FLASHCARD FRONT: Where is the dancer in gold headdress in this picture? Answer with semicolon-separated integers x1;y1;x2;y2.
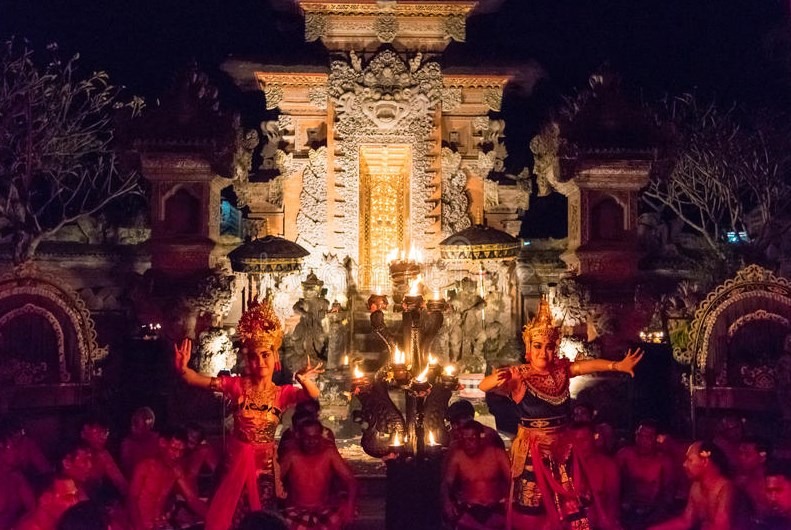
174;301;322;530
479;295;643;530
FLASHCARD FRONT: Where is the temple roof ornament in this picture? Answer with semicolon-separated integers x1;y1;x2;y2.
439;224;521;261
559;68;664;159
228;235;310;274
296;0;479;52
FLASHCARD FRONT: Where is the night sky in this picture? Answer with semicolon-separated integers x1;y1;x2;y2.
2;0;789;105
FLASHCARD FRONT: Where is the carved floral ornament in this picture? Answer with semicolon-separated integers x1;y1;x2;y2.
728;310;790;339
680;265;791;371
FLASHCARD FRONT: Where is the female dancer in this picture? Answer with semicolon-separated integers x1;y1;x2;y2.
479;295;643;529
174;301;322;530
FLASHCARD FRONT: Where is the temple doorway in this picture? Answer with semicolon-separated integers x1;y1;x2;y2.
359;144;411;290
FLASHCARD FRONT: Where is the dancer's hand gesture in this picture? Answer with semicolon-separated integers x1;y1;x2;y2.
295;355;324;383
495;366;514;387
617;348;644;377
174;338;192;375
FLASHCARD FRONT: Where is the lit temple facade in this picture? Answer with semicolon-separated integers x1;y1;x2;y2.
225;0;518;289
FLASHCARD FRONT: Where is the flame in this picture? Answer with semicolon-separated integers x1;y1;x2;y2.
428;430;438;446
353;365;364;379
342;355;349;366
407;245;423;263
386;248;400;264
393;347;406;365
391;432;402;447
443;365;456;376
415;364;431;383
428;353;438;365
408;274;423;296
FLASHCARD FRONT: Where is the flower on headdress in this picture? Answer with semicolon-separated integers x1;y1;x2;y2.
699;450;711;459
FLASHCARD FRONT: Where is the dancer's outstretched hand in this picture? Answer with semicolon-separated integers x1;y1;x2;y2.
295;355;324;382
618;348;644;377
174;338;192;374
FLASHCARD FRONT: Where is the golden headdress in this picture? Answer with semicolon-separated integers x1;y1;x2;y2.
237;301;284;351
522;294;561;345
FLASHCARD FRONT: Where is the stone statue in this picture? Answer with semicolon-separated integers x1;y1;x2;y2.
368;294;396;365
326;301;348;369
289;272;330;366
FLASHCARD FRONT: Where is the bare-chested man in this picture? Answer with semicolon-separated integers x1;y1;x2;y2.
446;400;505;452
713;414;745;473
736;436;771;517
764;461;791;528
121;407;160;478
618;419;675;526
649;441;751;530
15;475;80;530
441;421;511;530
127;426;207;530
183;422;219;497
280;419;357;530
278;400;336;460
60;443;94;502
569;422;620;530
80;415;128;500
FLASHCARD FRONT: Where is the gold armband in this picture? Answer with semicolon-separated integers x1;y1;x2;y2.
608;361;617;372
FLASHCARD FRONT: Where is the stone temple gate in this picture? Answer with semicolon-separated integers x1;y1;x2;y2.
224;0;516;290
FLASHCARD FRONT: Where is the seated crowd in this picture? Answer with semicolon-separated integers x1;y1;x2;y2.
2;404;791;530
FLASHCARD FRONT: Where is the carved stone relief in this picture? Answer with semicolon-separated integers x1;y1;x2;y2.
483;88;503;112
296;147;329;268
440;147;471;236
308;86;328;111
264;85;284;110
327;49;442;262
441;88;462;112
305;13;329;42
443;15;466;42
375;13;398;43
484;179;499;210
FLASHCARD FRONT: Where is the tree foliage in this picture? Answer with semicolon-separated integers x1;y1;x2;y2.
0;40;144;264
643;94;791;262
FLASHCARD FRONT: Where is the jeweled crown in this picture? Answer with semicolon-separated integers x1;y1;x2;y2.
237;301;284;351
522;294;561;344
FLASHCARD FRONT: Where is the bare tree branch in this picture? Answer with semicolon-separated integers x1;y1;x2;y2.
0;39;144;263
643;94;791;264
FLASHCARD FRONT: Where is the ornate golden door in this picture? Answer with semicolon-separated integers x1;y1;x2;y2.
359;145;411;290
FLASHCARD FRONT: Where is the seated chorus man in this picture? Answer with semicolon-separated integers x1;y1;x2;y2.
80;415;128;500
617;419;675;526
568;422;621;530
446;400;504;451
127;426;207;530
280;419;357;530
15;475;80;530
649;441;752;530
763;460;791;529
441;421;511;530
736;436;772;517
120;407;160;478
